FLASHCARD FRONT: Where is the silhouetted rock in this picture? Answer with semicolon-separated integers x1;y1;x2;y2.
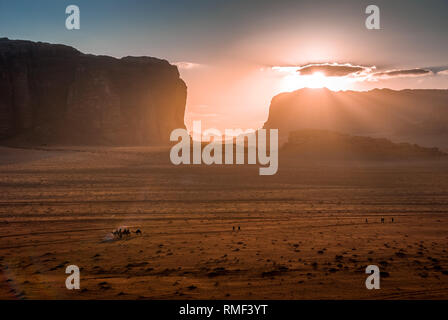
282;129;446;160
263;88;448;149
0;38;186;145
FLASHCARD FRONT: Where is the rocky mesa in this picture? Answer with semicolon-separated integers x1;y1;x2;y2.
263;87;448;149
0;38;187;145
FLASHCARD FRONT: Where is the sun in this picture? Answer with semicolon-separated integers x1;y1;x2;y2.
306;72;327;88
280;71;353;92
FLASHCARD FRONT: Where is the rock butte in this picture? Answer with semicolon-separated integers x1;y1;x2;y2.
0;38;187;145
263;87;448;149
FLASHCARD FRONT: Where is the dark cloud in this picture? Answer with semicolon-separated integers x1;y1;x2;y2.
297;63;368;77
374;68;432;78
274;63;440;82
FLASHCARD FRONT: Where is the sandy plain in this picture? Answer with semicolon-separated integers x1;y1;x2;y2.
0;146;447;299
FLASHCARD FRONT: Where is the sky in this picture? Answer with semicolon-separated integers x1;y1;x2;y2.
1;0;448;132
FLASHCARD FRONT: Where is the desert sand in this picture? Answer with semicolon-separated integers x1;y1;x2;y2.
1;146;448;299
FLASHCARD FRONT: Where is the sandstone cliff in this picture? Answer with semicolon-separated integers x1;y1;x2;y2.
0;38;187;145
263;88;448;149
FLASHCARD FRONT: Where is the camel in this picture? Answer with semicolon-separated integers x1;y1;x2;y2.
112;227;140;239
112;229;121;238
112;228;127;239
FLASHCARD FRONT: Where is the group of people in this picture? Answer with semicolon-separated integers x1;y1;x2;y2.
365;217;395;224
112;228;142;239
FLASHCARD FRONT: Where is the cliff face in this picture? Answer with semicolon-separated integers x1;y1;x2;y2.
263;88;448;149
0;38;187;145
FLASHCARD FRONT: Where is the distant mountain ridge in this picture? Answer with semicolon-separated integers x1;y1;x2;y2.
263;88;448;150
282;129;446;160
0;38;187;145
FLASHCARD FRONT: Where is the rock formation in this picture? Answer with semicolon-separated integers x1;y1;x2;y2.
263;88;448;149
0;38;187;145
282;129;446;160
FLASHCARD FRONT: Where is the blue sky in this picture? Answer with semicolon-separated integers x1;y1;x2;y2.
2;0;447;64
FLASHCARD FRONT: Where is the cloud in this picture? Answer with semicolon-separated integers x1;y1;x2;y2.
273;63;374;79
373;68;432;78
296;63;371;77
272;62;437;86
172;61;202;69
271;66;301;73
